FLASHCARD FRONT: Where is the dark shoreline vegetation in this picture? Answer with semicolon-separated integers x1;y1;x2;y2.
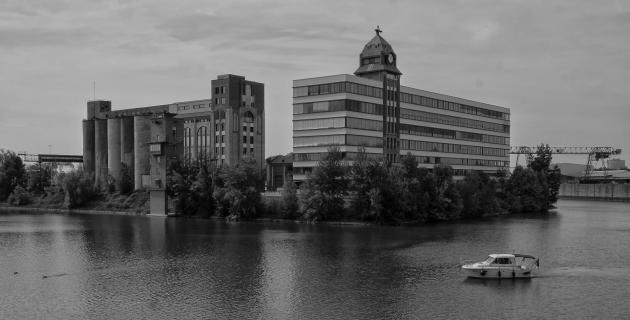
0;146;561;225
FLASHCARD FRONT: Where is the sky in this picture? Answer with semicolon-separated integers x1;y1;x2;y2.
1;0;629;166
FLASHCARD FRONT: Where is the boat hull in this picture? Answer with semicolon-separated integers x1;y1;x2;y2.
462;266;533;279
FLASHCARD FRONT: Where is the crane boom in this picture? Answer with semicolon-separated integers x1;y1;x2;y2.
510;146;622;155
510;146;622;179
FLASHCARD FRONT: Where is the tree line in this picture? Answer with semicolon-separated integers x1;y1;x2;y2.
284;145;561;224
1;145;561;223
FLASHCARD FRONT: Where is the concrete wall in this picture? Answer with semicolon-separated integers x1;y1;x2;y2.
121;117;135;178
107;118;122;182
94;119;108;184
134;116;151;190
560;183;630;201
82;119;95;175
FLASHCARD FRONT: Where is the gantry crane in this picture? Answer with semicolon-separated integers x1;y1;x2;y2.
510;146;622;179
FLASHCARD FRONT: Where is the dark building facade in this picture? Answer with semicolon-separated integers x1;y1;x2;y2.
82;74;265;208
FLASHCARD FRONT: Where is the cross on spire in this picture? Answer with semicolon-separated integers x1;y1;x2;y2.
375;26;382;36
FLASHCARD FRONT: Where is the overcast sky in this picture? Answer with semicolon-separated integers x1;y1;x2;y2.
1;0;629;165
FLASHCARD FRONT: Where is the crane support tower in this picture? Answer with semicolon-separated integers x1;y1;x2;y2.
510;146;622;179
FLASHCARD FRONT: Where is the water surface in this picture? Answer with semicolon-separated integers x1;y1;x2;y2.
1;200;629;319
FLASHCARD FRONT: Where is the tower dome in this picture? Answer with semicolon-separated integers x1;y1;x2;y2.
354;27;401;79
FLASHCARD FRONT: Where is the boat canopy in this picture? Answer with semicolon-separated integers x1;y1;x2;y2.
514;254;536;259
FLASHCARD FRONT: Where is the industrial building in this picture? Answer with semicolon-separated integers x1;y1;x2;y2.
82;74;264;213
292;29;510;182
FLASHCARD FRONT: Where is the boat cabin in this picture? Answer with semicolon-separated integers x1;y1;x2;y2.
485;254;515;266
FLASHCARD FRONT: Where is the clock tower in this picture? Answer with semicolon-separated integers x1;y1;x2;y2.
354;27;402;164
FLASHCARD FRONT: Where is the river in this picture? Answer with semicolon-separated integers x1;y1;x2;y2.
1;199;629;319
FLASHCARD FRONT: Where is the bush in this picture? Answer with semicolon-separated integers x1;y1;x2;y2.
60;170;99;208
7;186;31;206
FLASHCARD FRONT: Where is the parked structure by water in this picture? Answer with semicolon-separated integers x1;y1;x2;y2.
292;28;511;182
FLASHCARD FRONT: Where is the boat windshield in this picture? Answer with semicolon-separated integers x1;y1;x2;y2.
483;256;494;264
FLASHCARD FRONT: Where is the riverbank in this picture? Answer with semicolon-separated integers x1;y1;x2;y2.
0;189;150;215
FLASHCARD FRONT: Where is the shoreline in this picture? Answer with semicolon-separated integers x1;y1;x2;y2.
0;205;145;216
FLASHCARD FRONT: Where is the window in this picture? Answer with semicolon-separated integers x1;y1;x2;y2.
250;136;254;144
243;111;254;123
243;136;247;143
184;127;192;161
197;126;209;159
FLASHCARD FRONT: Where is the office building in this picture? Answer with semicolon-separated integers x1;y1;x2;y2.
292;29;510;182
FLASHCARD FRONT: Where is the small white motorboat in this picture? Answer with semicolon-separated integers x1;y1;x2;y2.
462;253;539;279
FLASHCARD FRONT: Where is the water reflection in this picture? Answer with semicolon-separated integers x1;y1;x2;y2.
1;200;630;319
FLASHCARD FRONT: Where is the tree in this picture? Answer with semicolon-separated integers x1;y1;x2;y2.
298;147;348;221
0;150;26;201
26;163;52;192
213;160;264;220
192;165;215;217
349;147;372;218
527;143;561;210
505;166;547;213
60;170;99;208
457;171;501;218
118;163;134;195
280;180;299;219
166;160;199;215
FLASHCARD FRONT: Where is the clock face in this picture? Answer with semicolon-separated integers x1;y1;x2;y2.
387;54;394;64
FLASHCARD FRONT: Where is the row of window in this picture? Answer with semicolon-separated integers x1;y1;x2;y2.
293;99;384;115
293;116;508;145
242;136;255;144
294;152;383;162
293;99;508;134
293;81;509;121
293;134;383;148
400;108;510;133
400;124;509;145
177;104;209;111
294;166;504;177
293;152;508;168
293;82;383;99
400;92;509;120
412;156;509;167
293;117;382;131
215;83;255;96
401;140;509;157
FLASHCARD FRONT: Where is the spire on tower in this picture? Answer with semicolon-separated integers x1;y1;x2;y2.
375;25;382;36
